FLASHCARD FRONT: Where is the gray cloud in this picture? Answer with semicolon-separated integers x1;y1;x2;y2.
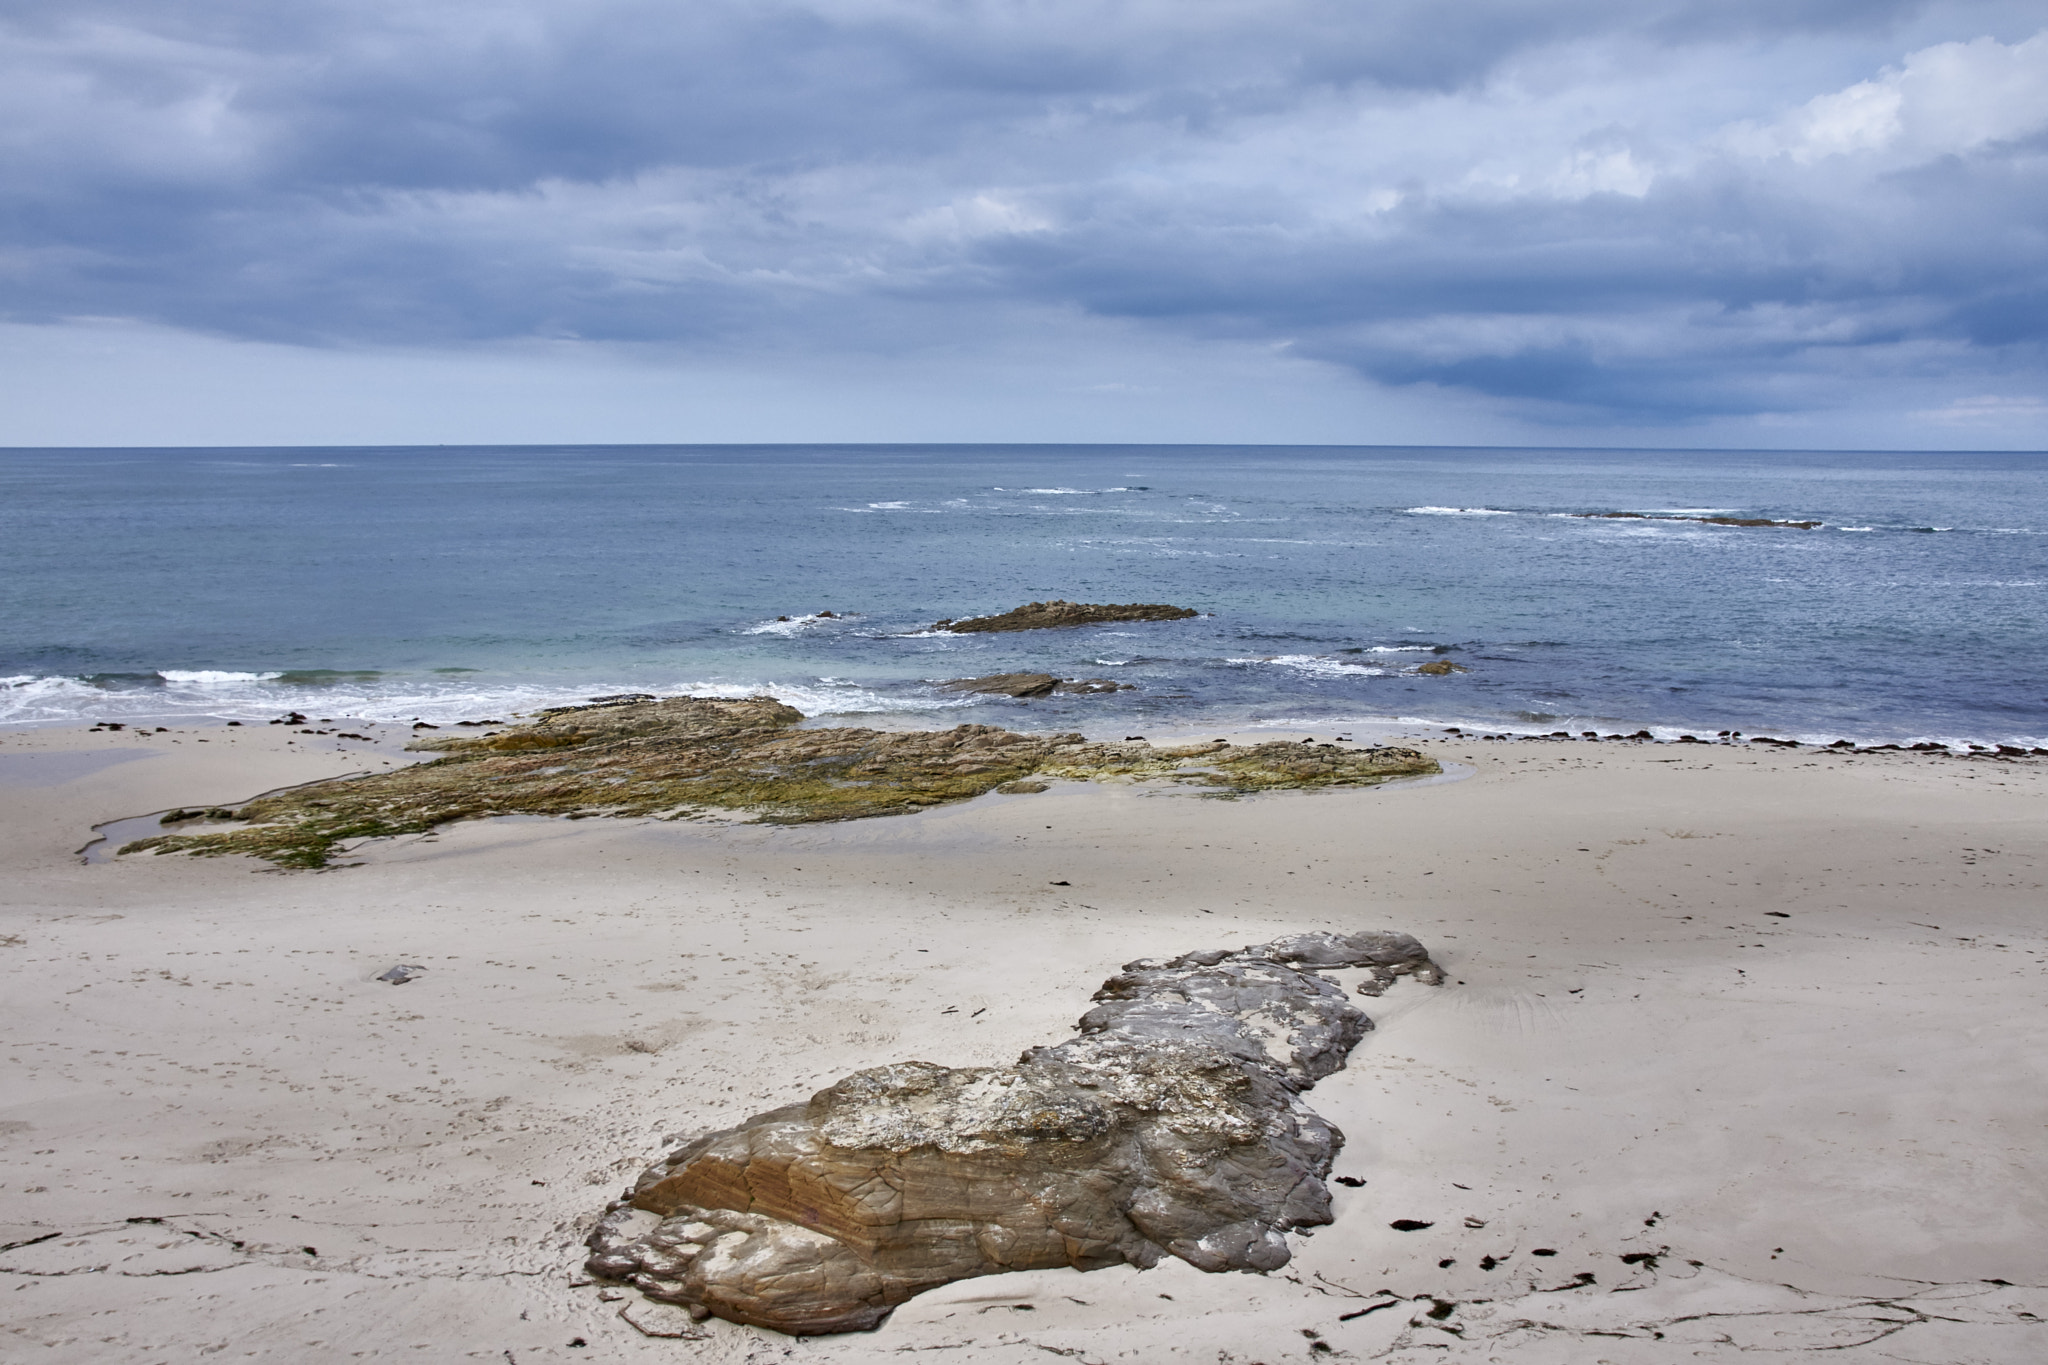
1;0;2044;427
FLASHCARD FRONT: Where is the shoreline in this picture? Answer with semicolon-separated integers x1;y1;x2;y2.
3;720;2046;1360
6;670;2044;756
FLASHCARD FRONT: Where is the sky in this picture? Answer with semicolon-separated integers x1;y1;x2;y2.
1;0;2045;449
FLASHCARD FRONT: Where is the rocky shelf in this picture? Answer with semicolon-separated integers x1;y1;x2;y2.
118;695;1438;869
932;600;1199;632
586;930;1446;1335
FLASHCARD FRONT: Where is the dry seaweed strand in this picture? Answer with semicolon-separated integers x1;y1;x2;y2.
120;695;1438;869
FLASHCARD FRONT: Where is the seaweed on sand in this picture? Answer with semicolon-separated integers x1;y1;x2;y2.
119;696;1438;869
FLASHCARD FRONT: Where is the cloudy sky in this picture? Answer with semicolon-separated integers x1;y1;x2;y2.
2;0;2044;447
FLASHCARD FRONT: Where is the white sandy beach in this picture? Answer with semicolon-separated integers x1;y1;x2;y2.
3;719;2046;1362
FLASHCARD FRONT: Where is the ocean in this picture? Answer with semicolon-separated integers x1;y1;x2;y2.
2;445;2042;747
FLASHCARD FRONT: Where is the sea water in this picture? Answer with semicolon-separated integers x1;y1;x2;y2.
2;445;2042;747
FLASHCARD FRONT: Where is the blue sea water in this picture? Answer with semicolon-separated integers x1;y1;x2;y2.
1;445;2043;746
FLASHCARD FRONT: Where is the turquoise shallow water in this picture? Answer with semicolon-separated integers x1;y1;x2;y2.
2;444;2043;746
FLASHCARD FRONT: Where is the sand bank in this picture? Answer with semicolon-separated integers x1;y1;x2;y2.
2;719;2045;1362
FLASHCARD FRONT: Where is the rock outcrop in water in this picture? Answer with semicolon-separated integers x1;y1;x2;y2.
119;697;1436;868
1573;511;1821;530
932;600;1199;632
937;673;1138;697
585;930;1445;1335
937;672;1061;697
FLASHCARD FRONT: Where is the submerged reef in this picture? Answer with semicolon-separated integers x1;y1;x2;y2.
932;600;1199;632
119;695;1437;869
586;930;1445;1335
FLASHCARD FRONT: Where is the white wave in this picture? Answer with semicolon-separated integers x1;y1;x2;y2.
740;613;847;636
867;501;911;509
157;670;284;683
670;680;974;716
1405;506;1515;516
1228;654;1389;679
993;487;1129;495
0;668;994;729
1360;645;1439;654
1837;526;1877;532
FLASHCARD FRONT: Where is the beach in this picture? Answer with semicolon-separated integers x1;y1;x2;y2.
4;718;2045;1362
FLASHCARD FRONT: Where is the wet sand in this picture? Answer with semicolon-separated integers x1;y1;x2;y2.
3;719;2046;1362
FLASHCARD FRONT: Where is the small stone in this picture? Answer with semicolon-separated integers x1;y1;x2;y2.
619;1300;708;1338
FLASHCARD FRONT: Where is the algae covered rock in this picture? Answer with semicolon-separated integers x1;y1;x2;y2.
586;931;1445;1335
119;695;1436;869
932;600;1198;633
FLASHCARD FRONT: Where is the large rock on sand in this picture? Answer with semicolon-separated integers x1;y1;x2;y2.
932;600;1198;633
585;930;1445;1335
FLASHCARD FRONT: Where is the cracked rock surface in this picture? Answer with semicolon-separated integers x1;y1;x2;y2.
585;930;1445;1335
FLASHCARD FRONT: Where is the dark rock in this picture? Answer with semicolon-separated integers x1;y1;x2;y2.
995;781;1049;794
1055;678;1134;694
586;931;1445;1335
1415;660;1468;676
1574;512;1820;530
935;600;1198;633
1389;1220;1435;1232
936;673;1061;698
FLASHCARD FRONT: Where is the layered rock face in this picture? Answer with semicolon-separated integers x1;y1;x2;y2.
585;930;1445;1335
932;600;1199;632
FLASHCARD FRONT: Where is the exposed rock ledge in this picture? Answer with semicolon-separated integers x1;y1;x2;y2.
936;672;1135;697
119;696;1436;868
932;600;1199;632
585;930;1445;1335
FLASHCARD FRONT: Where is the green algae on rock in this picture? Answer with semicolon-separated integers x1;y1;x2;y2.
931;600;1198;632
117;695;1437;869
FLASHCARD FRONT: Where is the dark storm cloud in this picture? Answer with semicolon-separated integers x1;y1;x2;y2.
1;0;2044;422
